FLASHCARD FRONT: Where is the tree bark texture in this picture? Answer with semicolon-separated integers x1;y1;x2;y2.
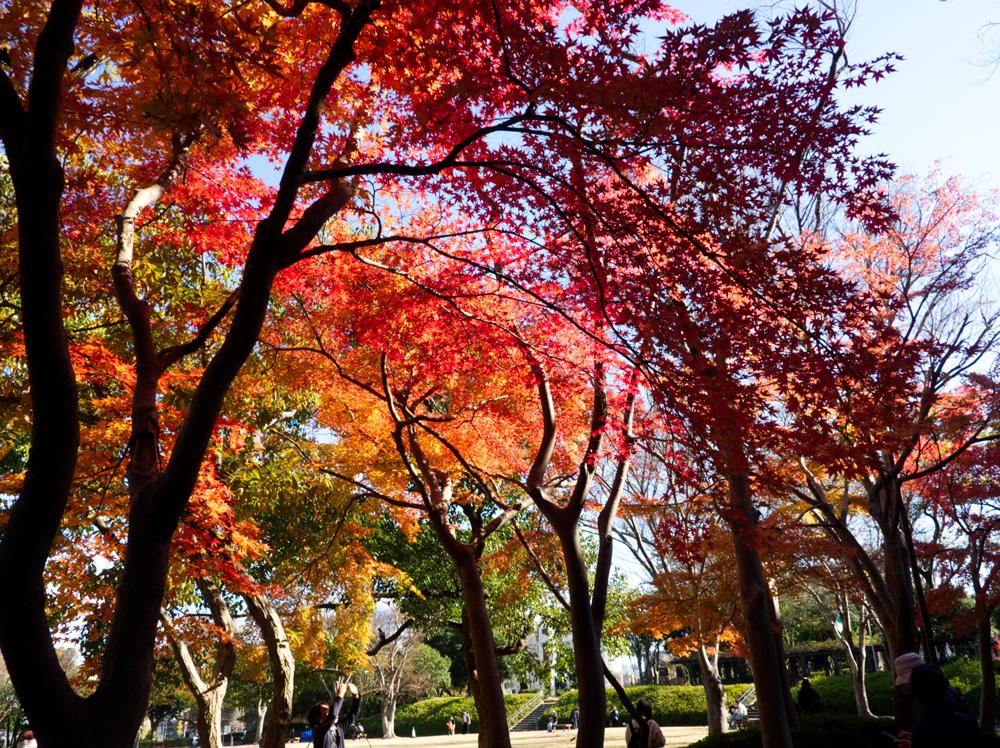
726;473;795;748
243;593;296;748
697;645;727;737
382;694;398;739
871;481;920;733
554;522;606;748
164;579;237;748
455;551;510;748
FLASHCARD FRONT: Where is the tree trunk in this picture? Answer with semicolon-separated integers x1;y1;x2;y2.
382;691;398;739
458;618;481;707
164;579;237;748
881;523;919;731
697;646;726;736
455;551;509;748
727;473;795;748
0;4;89;745
243;593;295;748
254;698;266;744
975;599;997;735
841;630;874;718
835;599;874;719
554;523;606;748
193;689;227;748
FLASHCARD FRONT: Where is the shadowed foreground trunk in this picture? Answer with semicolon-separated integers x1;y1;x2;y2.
975;598;997;735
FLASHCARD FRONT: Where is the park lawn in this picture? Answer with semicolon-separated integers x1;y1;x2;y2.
364;692;538;738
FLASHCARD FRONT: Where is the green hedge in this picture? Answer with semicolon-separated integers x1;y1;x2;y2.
372;659;997;738
362;692;537;738
544;684;751;728
805;670;894;715
803;657;997;717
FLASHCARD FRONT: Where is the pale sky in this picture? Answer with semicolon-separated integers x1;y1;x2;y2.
684;0;1000;190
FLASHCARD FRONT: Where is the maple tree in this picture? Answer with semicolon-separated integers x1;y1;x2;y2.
910;439;1000;734
160;578;238;748
459;7;902;746
617;443;744;736
0;1;700;746
783;532;879;719
0;3;932;748
363;605;453;738
265;250;607;748
788;173;1000;730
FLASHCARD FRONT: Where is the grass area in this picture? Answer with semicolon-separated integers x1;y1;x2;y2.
364;692;538;738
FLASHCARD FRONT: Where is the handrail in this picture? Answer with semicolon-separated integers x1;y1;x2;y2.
737;684;756;708
506;690;547;729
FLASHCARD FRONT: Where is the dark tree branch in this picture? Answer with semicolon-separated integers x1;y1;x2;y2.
0;67;24;149
158;290;239;370
513;520;570;611
366;619;413;657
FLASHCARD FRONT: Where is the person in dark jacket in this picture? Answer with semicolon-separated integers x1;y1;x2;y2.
797;678;822;714
308;682;361;748
910;664;984;748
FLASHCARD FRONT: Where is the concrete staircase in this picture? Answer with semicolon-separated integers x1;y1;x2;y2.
510;696;558;732
738;684;758;724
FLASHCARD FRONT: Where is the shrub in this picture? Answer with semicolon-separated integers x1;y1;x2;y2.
805;670;894;715
804;657;996;717
362;692;537;737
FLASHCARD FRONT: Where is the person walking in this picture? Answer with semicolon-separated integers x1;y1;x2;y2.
570;706;579;729
461;710;471;735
